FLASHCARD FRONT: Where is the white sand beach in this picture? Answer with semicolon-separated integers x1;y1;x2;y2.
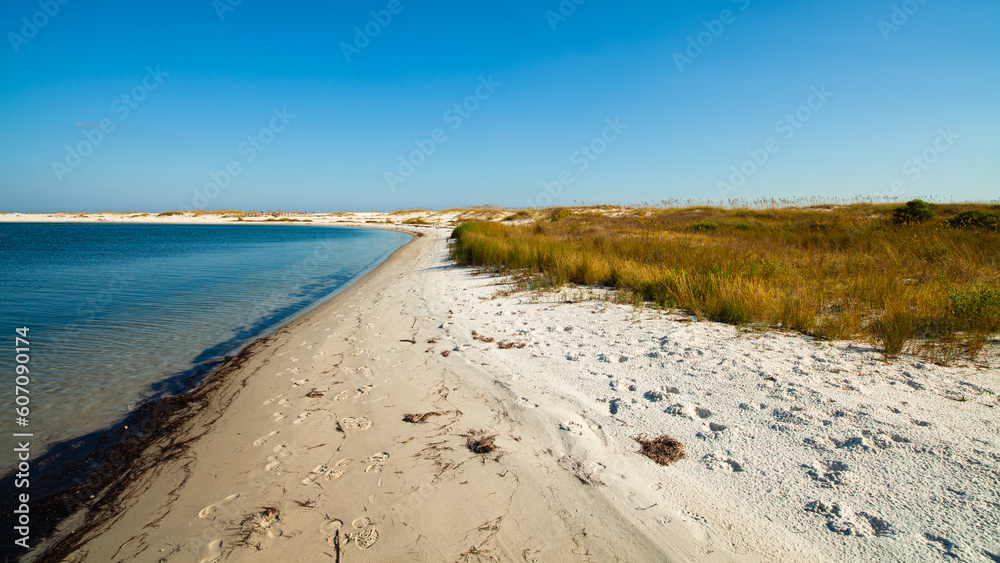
18;220;1000;562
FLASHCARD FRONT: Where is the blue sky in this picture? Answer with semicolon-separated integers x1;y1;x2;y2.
1;0;997;212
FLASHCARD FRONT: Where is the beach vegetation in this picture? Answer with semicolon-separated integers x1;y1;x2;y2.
450;203;1000;362
948;210;1000;231
892;199;934;224
402;217;430;224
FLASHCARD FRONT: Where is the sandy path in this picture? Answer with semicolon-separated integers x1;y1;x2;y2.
41;229;740;562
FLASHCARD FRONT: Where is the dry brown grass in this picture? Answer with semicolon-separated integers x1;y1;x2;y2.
450;203;1000;362
634;435;686;466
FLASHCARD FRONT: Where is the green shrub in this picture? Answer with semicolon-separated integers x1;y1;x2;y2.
892;199;934;224
403;217;429;225
947;210;1000;231
690;221;719;231
949;284;1000;331
734;221;754;230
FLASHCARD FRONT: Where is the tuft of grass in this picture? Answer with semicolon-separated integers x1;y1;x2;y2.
548;208;574;222
449;203;1000;361
157;211;185;217
871;308;919;360
634;435;685;466
402;217;430;225
504;210;533;221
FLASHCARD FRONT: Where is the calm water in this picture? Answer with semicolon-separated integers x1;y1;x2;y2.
0;223;409;471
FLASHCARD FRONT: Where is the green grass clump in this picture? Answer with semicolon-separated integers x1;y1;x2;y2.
449;203;1000;362
548;208;574;222
402;217;430;225
504;210;533;221
690;220;719;231
157;211;185;217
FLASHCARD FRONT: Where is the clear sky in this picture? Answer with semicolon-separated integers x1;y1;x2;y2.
1;0;997;212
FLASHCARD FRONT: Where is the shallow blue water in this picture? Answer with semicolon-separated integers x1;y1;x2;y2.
0;223;409;468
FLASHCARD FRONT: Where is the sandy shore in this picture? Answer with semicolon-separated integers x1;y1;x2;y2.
20;223;1000;562
30;227;737;562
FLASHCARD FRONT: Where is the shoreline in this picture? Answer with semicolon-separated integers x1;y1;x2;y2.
5;218;996;562
20;227;730;562
2;225;424;561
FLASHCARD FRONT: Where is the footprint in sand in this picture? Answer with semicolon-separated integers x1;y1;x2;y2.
198;493;240;519
321;519;343;536
273;412;286;423
323;458;352;481
302;464;329;485
352;347;372;357
357;385;374;396
262;394;284;406
265;457;281;471
292;378;309;387
253;431;277;447
343;366;373;375
364;452;390;472
198;539;224;563
353;516;372;529
278;398;292;406
293;412;313;425
334;390;352;402
340;417;373;431
356;526;379;549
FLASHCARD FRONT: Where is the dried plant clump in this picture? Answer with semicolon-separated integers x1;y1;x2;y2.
466;431;498;454
634;435;686;466
305;388;324;398
472;330;495;343
402;412;444;424
497;340;527;349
